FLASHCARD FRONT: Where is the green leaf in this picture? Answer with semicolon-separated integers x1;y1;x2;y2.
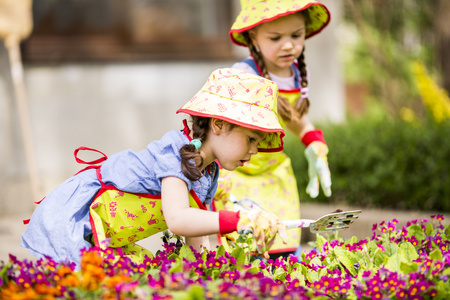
373;251;388;268
210;269;220;280
306;270;319;283
407;224;426;242
426;223;434;236
179;245;196;261
318;267;328;278
215;245;226;258
310;256;323;267
0;263;10;284
273;267;287;281
168;252;180;260
434;281;450;300
445;224;450;237
201;250;207;262
186;285;205;300
399;261;418;274
230;246;246;266
316;234;327;251
430;248;443;261
290;269;306;286
300;264;308;277
147;268;160;279
345;236;359;246
385;242;419;273
384;242;398;257
334;246;359;276
169;257;182;273
247;260;262;275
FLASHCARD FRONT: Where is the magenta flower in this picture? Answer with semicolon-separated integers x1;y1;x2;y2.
387;221;396;231
377;243;386;252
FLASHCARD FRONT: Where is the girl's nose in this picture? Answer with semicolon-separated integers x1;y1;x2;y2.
281;40;294;50
249;143;258;155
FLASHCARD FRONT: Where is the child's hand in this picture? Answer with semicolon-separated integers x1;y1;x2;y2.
237;209;287;253
305;141;332;198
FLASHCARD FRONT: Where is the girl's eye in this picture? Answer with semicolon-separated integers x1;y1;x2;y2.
270;36;281;41
249;136;257;142
292;34;302;38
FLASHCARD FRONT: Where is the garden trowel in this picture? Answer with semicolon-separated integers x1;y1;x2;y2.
229;194;361;234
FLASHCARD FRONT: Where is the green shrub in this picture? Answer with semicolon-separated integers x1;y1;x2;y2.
285;113;450;212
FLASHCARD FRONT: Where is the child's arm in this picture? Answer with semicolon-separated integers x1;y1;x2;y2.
185;236;211;251
285;114;332;198
161;176;221;237
161;176;287;253
285;114;315;139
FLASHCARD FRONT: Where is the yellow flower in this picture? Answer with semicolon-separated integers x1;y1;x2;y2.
399;107;419;124
412;61;450;123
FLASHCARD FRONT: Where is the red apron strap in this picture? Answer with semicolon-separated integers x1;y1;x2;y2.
96;167;103;183
73;147;108;175
24;147;108;225
74;147;108;165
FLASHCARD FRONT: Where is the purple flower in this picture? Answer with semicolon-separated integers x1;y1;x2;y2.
387;221;396;231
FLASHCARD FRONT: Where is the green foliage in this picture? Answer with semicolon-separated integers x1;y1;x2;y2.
285;109;450;211
341;0;440;116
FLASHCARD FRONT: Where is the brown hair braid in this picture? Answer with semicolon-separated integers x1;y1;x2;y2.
296;47;310;116
179;116;210;181
242;32;294;122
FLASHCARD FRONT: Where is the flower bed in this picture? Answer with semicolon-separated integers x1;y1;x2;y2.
1;215;449;299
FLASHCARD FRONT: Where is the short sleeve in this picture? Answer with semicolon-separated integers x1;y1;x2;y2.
152;142;192;190
101;130;193;194
231;61;257;74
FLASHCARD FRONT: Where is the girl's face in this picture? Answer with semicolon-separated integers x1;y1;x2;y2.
249;13;306;77
209;121;268;171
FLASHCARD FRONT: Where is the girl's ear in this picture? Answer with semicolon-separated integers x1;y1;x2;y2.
248;29;258;47
211;118;226;135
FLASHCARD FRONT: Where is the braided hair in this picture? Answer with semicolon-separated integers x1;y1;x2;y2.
243;32;294;121
295;46;310;116
242;11;311;120
179;116;210;181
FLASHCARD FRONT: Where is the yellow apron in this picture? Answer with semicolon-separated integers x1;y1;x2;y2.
88;167;206;262
67;140;207;263
214;87;303;254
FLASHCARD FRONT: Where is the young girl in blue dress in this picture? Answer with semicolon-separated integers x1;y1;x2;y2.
21;68;287;267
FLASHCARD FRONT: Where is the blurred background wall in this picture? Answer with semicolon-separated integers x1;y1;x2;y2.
0;0;344;216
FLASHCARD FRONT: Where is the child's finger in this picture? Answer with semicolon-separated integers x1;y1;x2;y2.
306;176;319;198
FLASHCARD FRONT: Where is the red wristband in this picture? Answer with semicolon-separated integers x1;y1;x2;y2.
219;210;240;234
301;129;326;146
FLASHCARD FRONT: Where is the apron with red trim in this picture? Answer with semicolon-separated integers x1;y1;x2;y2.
214;58;302;254
23;122;210;263
89;164;206;251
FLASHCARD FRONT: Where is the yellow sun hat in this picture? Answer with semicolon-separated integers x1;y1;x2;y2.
230;0;330;46
177;68;285;152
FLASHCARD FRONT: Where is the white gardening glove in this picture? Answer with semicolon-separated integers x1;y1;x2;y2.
304;141;332;198
237;209;288;253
